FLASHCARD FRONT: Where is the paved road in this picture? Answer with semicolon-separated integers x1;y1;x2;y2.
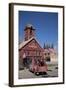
18;64;58;79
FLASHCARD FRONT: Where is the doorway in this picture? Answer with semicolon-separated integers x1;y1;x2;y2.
46;57;51;62
23;57;32;68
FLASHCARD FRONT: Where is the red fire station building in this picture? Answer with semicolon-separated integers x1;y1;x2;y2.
19;24;57;69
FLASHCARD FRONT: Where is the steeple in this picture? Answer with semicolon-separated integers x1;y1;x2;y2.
24;24;35;41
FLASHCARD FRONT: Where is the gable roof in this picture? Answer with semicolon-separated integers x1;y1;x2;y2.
19;37;42;50
43;48;56;53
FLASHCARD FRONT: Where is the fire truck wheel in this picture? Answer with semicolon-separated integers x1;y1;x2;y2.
43;72;47;75
35;72;39;76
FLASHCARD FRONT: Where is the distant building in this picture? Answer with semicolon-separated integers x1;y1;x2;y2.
19;24;57;69
43;44;58;63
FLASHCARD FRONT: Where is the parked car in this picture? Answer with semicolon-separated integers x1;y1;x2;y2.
29;59;48;75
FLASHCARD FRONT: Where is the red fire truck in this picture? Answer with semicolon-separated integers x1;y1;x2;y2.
29;59;48;75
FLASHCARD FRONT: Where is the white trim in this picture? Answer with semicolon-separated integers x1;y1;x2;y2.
13;5;63;85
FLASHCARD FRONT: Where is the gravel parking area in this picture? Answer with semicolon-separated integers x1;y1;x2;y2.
18;64;58;79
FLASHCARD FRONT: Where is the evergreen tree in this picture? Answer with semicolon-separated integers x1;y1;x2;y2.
48;44;49;48
43;43;46;49
46;44;49;49
51;43;54;48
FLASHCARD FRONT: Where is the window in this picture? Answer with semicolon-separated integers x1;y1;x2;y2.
27;51;29;56
48;53;50;55
45;53;47;56
36;51;40;56
30;30;32;35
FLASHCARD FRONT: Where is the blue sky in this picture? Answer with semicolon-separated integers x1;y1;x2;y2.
19;11;58;48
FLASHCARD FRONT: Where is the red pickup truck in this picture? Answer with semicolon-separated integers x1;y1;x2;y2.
29;59;48;75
